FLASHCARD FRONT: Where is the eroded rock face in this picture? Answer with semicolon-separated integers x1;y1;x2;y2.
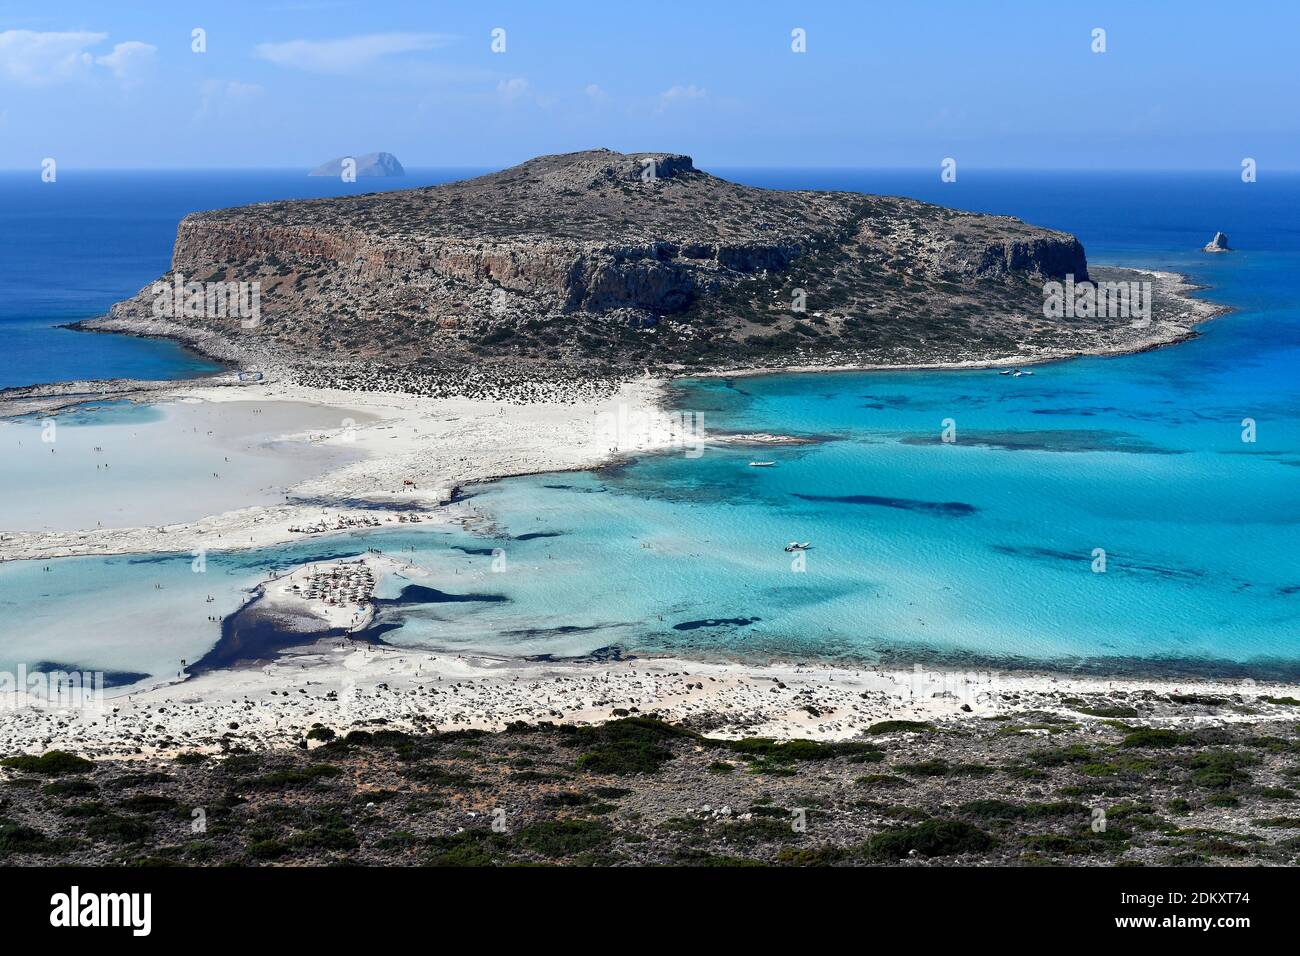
1202;231;1232;253
105;148;1095;368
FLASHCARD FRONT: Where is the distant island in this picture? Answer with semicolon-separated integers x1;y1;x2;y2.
308;151;405;178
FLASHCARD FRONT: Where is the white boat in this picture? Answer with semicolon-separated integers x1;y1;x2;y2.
783;541;811;552
998;369;1012;375
748;461;777;467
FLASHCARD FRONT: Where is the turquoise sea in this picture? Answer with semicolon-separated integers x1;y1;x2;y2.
1;169;1296;682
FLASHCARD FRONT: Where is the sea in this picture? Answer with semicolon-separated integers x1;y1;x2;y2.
1;167;1297;684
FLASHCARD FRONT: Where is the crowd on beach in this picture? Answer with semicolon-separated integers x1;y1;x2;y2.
290;359;632;405
287;513;429;536
291;561;376;609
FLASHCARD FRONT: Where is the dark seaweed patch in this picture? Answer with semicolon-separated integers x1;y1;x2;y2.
793;493;977;517
26;662;148;689
672;617;761;631
899;429;1183;455
372;585;508;606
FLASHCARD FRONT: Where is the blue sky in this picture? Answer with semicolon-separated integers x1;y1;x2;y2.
0;0;1296;170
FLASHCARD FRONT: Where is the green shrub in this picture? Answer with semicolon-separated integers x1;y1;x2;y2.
1120;728;1197;748
0;821;53;856
725;737;884;763
118;794;178;814
85;814;152;843
42;779;97;797
1187;750;1256;790
0;751;93;775
246;764;341;790
862;819;994;860
959;799;1086;821
573;718;696;775
864;720;932;735
426;829;504;866
516;819;611;858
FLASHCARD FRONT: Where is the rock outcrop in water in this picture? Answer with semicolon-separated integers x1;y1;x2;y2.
1202;231;1232;253
94;148;1212;378
308;152;404;178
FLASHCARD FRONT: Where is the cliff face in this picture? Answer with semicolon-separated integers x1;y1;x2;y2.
107;149;1095;370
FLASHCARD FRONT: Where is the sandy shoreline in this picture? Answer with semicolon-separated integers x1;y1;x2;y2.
3;642;1298;758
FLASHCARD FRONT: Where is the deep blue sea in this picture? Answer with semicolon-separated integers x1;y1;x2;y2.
1;168;1296;682
0;168;483;388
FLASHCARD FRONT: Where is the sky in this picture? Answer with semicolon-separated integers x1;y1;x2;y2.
0;0;1296;171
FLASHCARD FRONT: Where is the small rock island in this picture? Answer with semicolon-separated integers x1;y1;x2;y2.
1203;231;1232;253
309;151;405;178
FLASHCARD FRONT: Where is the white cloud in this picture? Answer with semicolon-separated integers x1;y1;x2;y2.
496;76;529;103
194;79;265;122
585;83;608;103
0;31;158;87
94;41;157;87
0;30;105;86
255;32;455;73
657;83;706;111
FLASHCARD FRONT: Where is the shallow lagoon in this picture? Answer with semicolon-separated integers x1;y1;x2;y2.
1;170;1297;685
0;399;370;532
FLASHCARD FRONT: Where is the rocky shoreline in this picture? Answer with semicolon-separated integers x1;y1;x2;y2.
67;266;1222;401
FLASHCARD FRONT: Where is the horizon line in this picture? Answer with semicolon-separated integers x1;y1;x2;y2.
2;164;1298;175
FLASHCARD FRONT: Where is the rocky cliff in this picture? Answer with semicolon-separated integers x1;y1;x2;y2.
101;149;1111;373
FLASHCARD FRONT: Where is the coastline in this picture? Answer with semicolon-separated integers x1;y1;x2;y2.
675;269;1229;380
0;259;1268;753
5;641;1299;758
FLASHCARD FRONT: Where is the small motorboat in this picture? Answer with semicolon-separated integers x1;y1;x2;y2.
998;369;1012;375
784;541;811;552
748;461;777;467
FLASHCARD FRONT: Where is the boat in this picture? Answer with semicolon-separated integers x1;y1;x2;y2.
748;461;777;467
998;369;1012;375
784;541;811;552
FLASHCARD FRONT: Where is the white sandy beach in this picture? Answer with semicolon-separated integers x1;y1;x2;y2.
0;373;676;562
